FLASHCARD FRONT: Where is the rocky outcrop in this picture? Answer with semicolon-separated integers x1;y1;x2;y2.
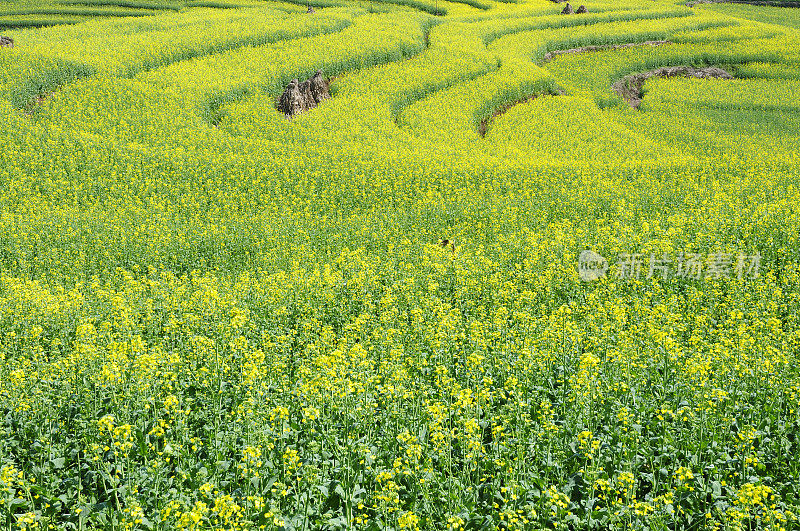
613;65;734;108
561;2;574;13
576;4;588;13
277;71;332;118
0;36;13;48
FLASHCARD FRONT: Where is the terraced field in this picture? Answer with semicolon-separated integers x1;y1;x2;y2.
2;0;800;529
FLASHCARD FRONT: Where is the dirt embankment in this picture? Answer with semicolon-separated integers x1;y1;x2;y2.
612;65;733;108
480;42;674;136
478;88;565;137
542;40;670;63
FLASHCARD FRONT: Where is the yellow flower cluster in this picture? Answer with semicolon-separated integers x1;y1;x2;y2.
1;0;800;528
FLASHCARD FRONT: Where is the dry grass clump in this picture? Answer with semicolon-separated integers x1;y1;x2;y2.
277;70;331;118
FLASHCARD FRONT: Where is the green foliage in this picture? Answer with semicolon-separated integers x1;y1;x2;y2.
1;0;800;529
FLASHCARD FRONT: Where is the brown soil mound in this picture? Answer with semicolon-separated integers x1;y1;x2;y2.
561;3;575;13
0;36;13;48
612;65;733;108
277;71;331;119
479;88;565;137
542;40;669;63
576;4;588;12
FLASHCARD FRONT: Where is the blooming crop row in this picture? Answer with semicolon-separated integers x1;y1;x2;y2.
1;0;800;529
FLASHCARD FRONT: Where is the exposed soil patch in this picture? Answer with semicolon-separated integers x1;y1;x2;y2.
687;0;799;6
23;91;56;116
0;35;14;48
613;65;733;108
277;70;331;119
542;40;670;63
478;87;565;137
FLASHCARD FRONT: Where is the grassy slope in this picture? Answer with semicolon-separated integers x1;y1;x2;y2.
701;1;800;28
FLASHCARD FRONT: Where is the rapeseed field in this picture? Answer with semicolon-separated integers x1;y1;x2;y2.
1;0;799;528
